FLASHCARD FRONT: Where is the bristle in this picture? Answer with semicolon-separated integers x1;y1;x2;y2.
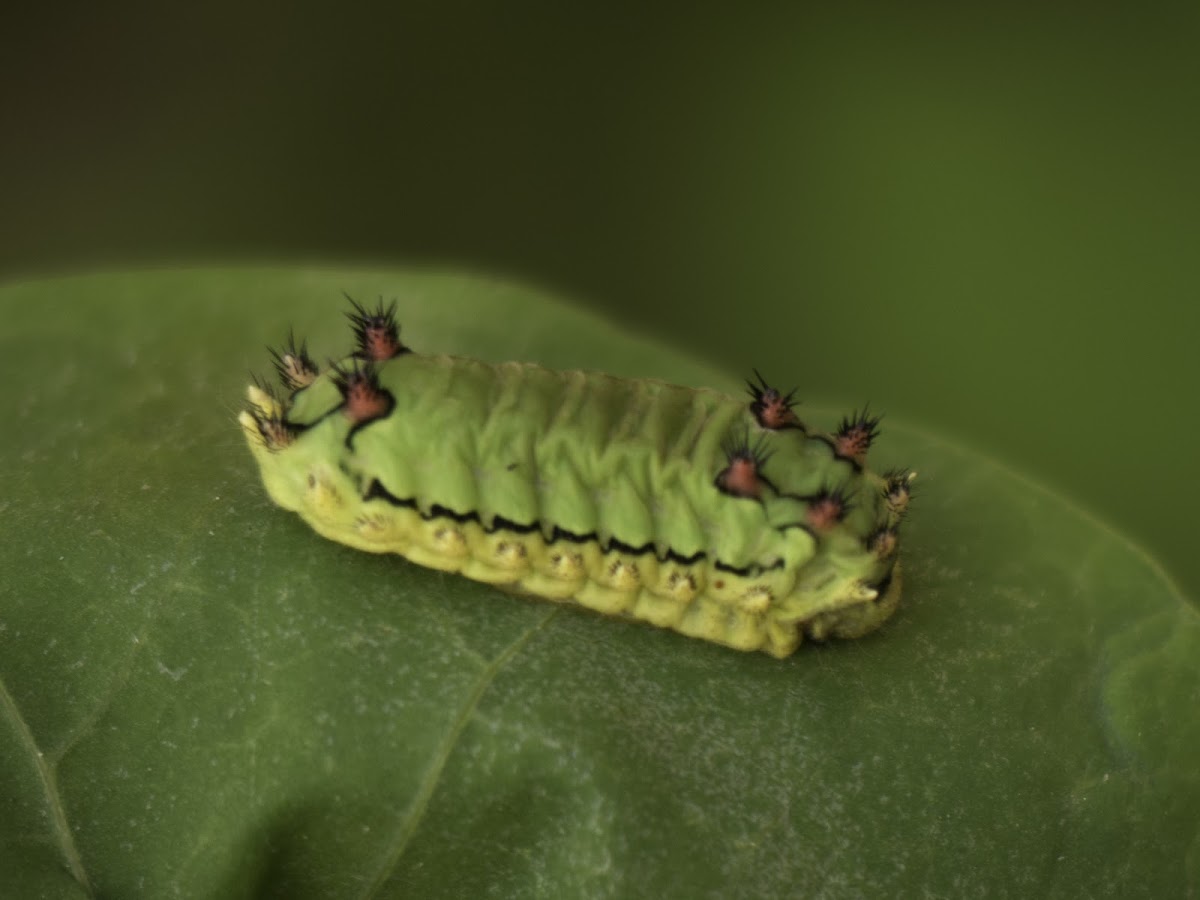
745;369;803;430
330;359;394;425
834;406;883;464
721;427;775;471
245;380;282;420
883;468;916;514
239;401;297;451
344;294;408;361
805;485;854;531
267;329;319;391
249;370;279;401
715;428;774;499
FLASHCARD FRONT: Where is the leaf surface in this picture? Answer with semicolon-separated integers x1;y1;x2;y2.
0;268;1195;898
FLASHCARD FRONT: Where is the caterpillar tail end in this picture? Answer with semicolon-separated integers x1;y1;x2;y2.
828;564;903;640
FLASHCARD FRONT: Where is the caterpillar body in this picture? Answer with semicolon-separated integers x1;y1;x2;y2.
240;300;913;658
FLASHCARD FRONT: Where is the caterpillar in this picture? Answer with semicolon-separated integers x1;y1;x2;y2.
239;298;913;658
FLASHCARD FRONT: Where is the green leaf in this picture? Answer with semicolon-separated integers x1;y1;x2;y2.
1;268;1195;898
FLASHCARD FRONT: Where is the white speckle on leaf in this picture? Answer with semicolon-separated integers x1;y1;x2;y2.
157;661;189;681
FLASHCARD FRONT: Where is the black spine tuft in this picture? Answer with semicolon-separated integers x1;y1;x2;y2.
344;293;408;360
836;406;883;444
267;329;319;391
745;369;802;429
721;425;775;469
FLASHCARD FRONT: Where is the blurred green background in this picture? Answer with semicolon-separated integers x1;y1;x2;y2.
2;4;1197;600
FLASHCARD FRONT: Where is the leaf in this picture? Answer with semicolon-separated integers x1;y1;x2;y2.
0;268;1195;899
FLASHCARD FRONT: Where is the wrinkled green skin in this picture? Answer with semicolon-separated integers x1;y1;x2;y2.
244;353;903;657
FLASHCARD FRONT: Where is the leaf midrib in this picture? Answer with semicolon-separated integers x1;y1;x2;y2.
0;673;93;896
358;607;560;898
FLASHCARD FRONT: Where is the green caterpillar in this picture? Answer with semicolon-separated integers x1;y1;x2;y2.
240;299;913;658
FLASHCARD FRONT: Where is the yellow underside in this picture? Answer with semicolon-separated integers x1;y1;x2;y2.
304;485;898;659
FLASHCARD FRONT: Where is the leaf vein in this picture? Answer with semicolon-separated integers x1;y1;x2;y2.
358;608;559;898
0;674;94;896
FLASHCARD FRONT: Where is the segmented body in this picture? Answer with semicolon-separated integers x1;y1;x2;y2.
240;301;912;658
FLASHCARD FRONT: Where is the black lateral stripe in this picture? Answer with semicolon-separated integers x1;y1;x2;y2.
362;479;781;577
715;558;785;574
605;536;658;557
364;479;417;508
